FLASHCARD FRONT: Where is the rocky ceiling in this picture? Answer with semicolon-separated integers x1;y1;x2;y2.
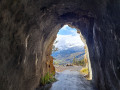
0;0;120;90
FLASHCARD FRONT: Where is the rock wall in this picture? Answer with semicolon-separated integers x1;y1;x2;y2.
84;46;88;67
84;45;92;80
79;30;92;80
0;0;120;90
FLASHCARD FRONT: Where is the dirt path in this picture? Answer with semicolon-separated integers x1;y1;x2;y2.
55;65;82;72
37;66;96;90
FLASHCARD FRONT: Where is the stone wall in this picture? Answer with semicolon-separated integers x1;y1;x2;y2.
0;0;120;90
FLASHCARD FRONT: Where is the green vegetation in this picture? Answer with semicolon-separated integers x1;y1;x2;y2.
53;60;59;65
73;57;85;66
73;56;76;64
53;60;62;65
53;59;69;65
40;73;56;86
77;59;85;66
80;67;88;75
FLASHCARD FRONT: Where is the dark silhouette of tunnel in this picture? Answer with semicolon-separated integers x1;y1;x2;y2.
0;0;120;90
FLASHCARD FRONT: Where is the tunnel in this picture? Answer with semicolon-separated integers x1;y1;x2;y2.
0;0;120;90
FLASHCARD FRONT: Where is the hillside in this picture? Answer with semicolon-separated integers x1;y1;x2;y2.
51;46;85;65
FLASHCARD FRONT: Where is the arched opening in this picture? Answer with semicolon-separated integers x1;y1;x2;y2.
37;24;93;89
52;25;85;66
51;24;93;77
52;24;86;70
0;1;119;90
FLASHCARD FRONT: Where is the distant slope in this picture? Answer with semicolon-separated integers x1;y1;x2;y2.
51;46;85;65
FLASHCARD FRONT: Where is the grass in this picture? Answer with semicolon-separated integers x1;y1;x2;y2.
80;66;93;80
40;73;57;86
73;59;86;66
78;59;86;66
80;67;91;80
80;67;88;75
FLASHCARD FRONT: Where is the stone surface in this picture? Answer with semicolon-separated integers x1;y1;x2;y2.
84;45;88;67
0;0;120;90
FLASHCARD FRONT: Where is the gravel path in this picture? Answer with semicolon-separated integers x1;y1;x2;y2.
55;65;82;72
37;66;96;90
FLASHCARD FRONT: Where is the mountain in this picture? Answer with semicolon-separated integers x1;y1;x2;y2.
51;46;85;65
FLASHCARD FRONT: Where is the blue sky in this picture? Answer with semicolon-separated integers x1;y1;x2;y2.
58;25;77;36
54;25;84;50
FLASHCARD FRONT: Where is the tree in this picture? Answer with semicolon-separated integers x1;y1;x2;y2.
73;56;76;64
52;40;59;53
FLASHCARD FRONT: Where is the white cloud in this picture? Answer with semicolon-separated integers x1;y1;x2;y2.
61;25;68;30
54;25;85;50
54;34;84;50
70;30;77;36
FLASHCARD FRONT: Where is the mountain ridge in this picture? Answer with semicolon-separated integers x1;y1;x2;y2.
51;46;85;65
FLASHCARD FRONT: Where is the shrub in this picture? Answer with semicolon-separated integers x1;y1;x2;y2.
73;59;85;66
40;73;56;86
78;59;85;66
80;67;88;75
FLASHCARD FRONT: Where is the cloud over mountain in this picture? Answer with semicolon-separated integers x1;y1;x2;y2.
54;25;84;50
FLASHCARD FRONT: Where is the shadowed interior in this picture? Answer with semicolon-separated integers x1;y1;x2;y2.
0;0;120;90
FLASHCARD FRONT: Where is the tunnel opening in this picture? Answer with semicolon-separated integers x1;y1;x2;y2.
0;1;119;90
51;24;92;79
52;25;85;66
37;24;93;89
